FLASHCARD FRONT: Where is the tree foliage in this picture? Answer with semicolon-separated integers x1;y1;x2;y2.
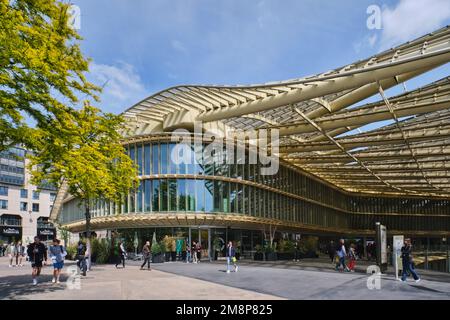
0;0;99;151
29;103;139;205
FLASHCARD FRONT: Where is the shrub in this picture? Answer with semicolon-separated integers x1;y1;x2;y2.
91;238;111;264
65;244;78;260
151;242;162;255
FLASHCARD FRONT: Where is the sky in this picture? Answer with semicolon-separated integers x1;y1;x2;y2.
71;0;450;121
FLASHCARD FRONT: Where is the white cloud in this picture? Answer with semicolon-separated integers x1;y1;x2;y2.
89;62;148;114
171;39;188;54
380;0;450;49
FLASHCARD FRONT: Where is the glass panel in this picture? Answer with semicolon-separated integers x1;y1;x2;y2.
144;144;151;175
213;180;222;212
204;180;213;212
137;182;143;212
144;180;151;212
160;143;168;174
169;179;177;211
136;144;143;175
195;179;205;212
160;179;168;211
187;179;196;211
152;144;159;175
178;179;187;211
168;143;177;174
152;179;160;212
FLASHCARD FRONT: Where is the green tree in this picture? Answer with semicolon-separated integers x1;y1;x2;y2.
0;0;99;151
29;104;139;269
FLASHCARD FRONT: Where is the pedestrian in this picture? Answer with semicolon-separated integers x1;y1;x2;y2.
293;240;301;262
192;241;198;263
226;241;238;273
335;239;350;272
185;241;191;263
6;242;16;267
15;241;25;267
49;239;66;283
347;243;357;272
115;241;127;268
401;238;420;283
27;236;48;285
327;240;335;263
76;240;87;276
140;241;151;270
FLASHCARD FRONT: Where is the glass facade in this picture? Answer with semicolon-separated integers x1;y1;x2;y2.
0;147;25;185
59;137;450;234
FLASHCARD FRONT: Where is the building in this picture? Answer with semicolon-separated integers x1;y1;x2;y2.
0;146;57;244
52;26;450;259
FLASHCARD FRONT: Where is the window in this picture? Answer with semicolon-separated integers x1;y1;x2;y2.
20;202;28;211
32;191;40;200
50;193;57;202
0;200;7;209
32;203;39;212
0;186;8;196
20;189;28;198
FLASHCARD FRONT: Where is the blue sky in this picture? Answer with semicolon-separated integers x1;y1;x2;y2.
72;0;450;118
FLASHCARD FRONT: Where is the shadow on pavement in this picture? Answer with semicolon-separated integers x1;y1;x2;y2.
0;273;68;300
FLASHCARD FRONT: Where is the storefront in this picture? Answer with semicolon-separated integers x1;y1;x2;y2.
0;226;22;243
37;217;56;241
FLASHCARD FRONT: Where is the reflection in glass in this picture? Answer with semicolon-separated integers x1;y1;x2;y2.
137;144;142;175
152;144;159;175
160;179;168;211
160;143;168;174
178;179;187;211
205;180;214;212
144;144;151;175
187;179;196;211
196;179;205;211
169;179;177;211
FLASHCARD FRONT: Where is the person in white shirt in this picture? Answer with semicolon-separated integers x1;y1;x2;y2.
335;239;350;272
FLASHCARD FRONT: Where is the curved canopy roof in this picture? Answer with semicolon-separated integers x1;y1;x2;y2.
122;25;450;198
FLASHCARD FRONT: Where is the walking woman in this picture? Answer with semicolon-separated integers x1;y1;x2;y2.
192;241;198;263
15;241;25;267
115;241;127;268
6;242;16;267
140;241;151;270
226;241;238;273
347;243;357;272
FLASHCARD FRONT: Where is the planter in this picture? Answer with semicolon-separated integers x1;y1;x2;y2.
152;254;164;263
235;252;241;260
265;252;278;261
171;251;177;262
253;252;264;261
213;251;218;261
164;252;171;262
277;252;294;260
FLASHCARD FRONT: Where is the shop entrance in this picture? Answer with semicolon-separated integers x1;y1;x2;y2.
189;227;211;261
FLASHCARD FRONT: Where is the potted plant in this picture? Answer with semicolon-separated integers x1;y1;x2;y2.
254;245;264;261
277;239;295;260
151;241;164;263
264;244;277;261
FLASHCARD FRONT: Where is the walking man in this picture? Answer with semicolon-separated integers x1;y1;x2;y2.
115;241;127;268
27;236;47;285
226;241;238;273
140;241;151;270
76;240;87;276
49;239;66;283
401;238;420;282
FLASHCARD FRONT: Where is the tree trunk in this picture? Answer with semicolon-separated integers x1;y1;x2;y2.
85;201;92;271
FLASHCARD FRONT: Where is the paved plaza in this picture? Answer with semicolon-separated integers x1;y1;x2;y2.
1;256;449;300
